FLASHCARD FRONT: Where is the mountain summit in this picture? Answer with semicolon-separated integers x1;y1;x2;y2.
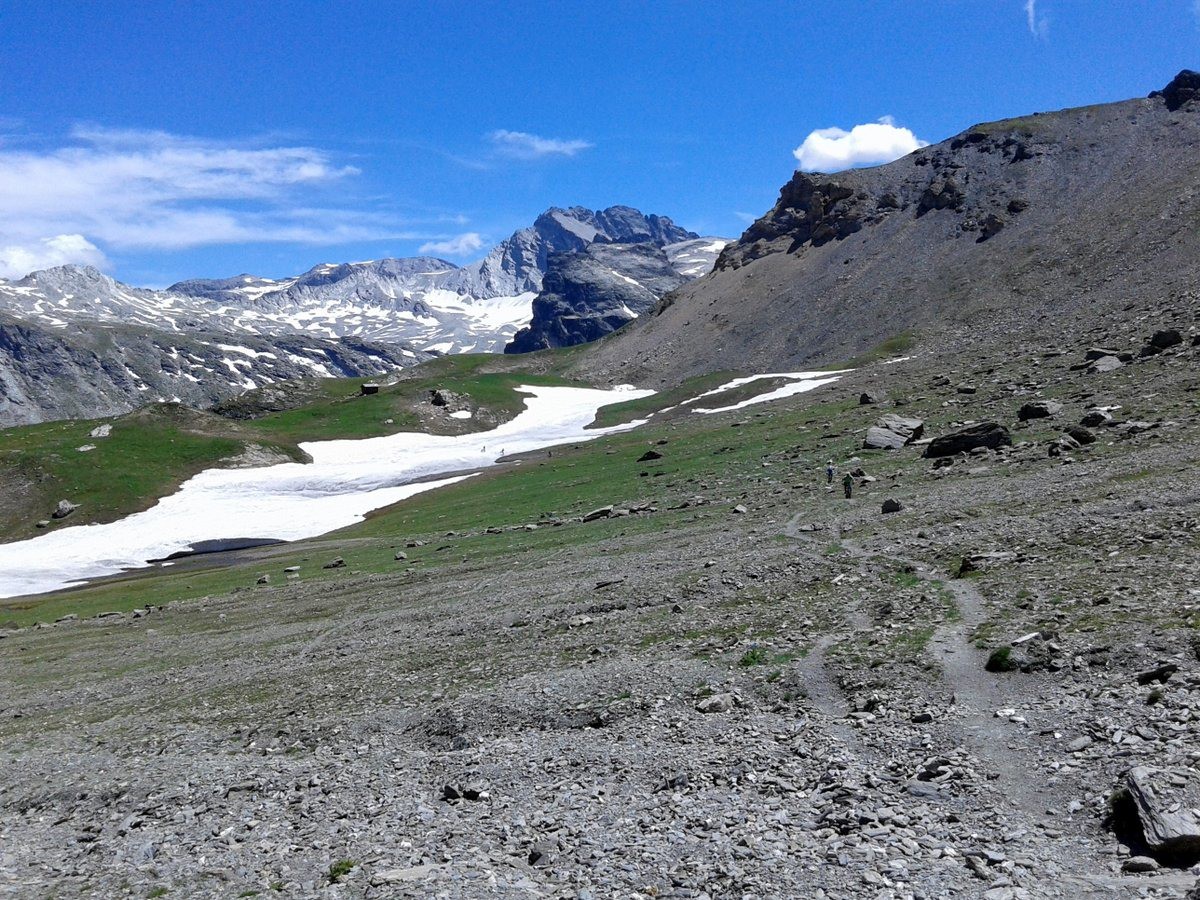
579;70;1200;385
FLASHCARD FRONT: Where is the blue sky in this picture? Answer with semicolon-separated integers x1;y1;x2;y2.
0;0;1196;285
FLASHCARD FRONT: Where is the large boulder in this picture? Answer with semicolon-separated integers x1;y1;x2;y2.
1118;767;1200;865
863;414;924;450
1140;328;1183;357
924;423;1012;458
1018;400;1063;421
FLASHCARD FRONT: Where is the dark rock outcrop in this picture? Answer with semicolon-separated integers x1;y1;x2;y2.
1018;400;1063;420
506;243;689;354
1151;69;1200;112
924;423;1012;458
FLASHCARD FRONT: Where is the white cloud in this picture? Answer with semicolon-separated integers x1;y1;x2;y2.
419;232;485;257
0;234;109;279
0;127;417;276
793;117;929;173
488;130;592;160
1024;0;1049;38
1194;0;1200;26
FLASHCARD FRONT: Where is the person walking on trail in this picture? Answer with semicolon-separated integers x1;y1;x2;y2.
825;460;835;484
842;472;854;499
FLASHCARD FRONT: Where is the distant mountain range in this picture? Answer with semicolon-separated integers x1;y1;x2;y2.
0;206;727;425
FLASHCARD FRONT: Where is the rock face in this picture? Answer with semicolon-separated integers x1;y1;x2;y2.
1151;69;1200;111
0;312;425;427
576;71;1200;386
506;243;693;354
1121;767;1200;864
450;206;699;298
924;423;1012;457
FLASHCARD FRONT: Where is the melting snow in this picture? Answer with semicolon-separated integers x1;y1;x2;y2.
0;385;652;599
690;372;845;415
0;371;850;600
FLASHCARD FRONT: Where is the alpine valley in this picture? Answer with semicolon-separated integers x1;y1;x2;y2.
2;67;1200;900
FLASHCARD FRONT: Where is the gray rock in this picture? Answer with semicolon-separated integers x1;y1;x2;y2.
881;498;903;514
1121;856;1160;873
1089;355;1123;373
1080;409;1114;428
864;426;908;450
696;692;737;714
1123;767;1200;864
1018;400;1063;421
52;499;78;519
864;414;925;450
1140;328;1183;356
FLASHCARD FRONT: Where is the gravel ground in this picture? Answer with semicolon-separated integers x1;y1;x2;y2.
1;302;1198;898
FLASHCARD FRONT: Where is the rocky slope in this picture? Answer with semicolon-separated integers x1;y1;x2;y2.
578;70;1200;386
0;311;424;426
0;206;713;426
505;239;725;353
2;284;1198;897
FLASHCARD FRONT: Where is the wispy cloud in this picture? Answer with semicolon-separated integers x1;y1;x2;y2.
1024;0;1049;39
733;211;759;224
793;116;928;173
419;232;485;258
488;130;592;160
1193;0;1200;27
0;127;418;278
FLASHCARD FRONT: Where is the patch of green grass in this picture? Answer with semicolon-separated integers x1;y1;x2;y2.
0;405;251;538
844;331;917;368
589;372;735;428
891;570;922;589
985;646;1017;672
738;647;770;667
327;859;356;884
146;889;169;899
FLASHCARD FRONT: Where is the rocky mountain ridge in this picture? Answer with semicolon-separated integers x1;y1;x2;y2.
578;70;1200;386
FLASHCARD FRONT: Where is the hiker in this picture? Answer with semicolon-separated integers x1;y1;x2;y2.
842;472;854;499
825;460;835;484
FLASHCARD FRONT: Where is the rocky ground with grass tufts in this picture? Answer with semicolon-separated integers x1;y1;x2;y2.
1;283;1197;898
